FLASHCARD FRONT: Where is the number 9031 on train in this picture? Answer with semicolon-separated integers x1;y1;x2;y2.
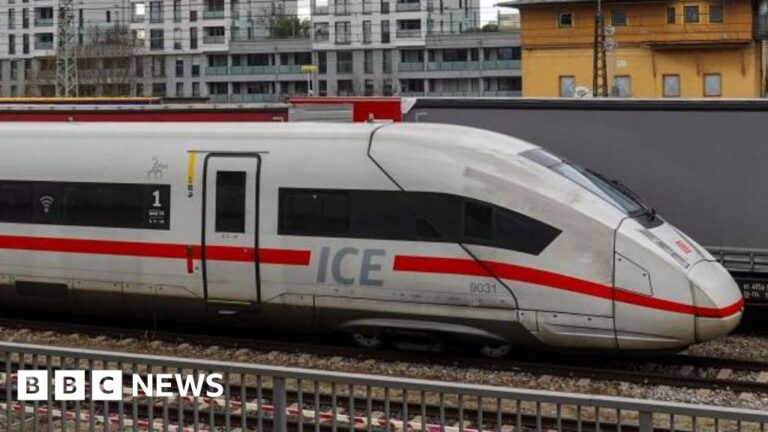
0;122;743;355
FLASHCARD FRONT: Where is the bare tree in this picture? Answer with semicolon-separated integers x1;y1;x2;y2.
258;3;310;39
75;24;139;96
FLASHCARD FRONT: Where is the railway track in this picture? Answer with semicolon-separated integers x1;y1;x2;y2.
0;313;766;398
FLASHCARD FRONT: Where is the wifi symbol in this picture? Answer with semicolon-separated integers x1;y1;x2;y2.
39;196;54;214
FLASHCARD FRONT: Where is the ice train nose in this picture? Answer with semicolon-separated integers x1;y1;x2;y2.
688;261;744;343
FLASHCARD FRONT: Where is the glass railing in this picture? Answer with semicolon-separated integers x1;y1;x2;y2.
208;94;230;102
203;9;225;19
34;18;53;27
205;66;229;75
396;28;421;38
398;62;424;72
427;61;480;71
482;60;521;70
231;93;281;102
396;1;420;11
230;65;276;75
203;35;226;44
279;65;304;74
34;41;53;50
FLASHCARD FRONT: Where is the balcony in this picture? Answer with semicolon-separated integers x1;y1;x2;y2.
205;66;229;75
231;93;280;103
34;40;53;50
313;6;329;15
150;13;164;23
203;35;226;44
398;62;424;72
34;18;53;27
204;9;225;19
427;61;480;71
279;64;304;74
484;90;521;97
396;1;420;11
230;65;276;75
208;94;230;102
482;60;521;70
363;1;374;13
396;28;421;39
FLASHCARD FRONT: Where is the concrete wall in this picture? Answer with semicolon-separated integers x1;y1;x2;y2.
405;99;768;250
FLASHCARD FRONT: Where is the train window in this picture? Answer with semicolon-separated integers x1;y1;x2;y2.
0;184;32;222
0;180;170;229
215;171;247;233
352;190;417;240
494;208;562;255
465;202;493;239
279;189;350;235
63;184;145;228
278;188;560;255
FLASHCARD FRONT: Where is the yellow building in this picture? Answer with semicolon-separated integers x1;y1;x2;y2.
502;0;762;98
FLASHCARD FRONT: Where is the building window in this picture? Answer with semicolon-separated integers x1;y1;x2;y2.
666;6;676;24
709;2;723;23
382;49;392;73
381;20;390;43
611;9;627;26
337;51;353;74
335;21;351;44
364;50;373;74
150;29;164;50
558;12;573;28
363;20;372;44
192;82;200;97
559;76;575;97
314;22;329;41
684;5;699;23
613;76;630;97
176;82;184;97
175;60;184;77
703;73;721;96
318;51;327;74
663;74;680;97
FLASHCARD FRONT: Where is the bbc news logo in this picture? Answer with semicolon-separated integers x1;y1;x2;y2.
17;370;224;401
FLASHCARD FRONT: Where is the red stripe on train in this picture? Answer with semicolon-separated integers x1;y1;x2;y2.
392;255;743;318
0;235;310;266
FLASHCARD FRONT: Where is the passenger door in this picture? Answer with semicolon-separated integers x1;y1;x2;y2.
202;155;261;304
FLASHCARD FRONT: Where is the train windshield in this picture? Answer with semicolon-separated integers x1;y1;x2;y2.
522;148;648;217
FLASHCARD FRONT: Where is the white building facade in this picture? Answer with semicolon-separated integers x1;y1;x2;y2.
0;0;521;98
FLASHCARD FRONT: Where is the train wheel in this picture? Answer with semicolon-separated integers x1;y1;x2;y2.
480;343;511;358
352;332;383;349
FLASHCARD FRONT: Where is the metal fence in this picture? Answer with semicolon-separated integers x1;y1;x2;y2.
0;340;765;432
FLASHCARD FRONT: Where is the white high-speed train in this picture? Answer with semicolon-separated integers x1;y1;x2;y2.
0;122;742;355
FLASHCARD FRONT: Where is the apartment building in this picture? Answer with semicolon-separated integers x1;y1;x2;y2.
0;0;521;99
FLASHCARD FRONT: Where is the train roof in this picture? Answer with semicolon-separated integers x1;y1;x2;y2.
0;121;538;155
